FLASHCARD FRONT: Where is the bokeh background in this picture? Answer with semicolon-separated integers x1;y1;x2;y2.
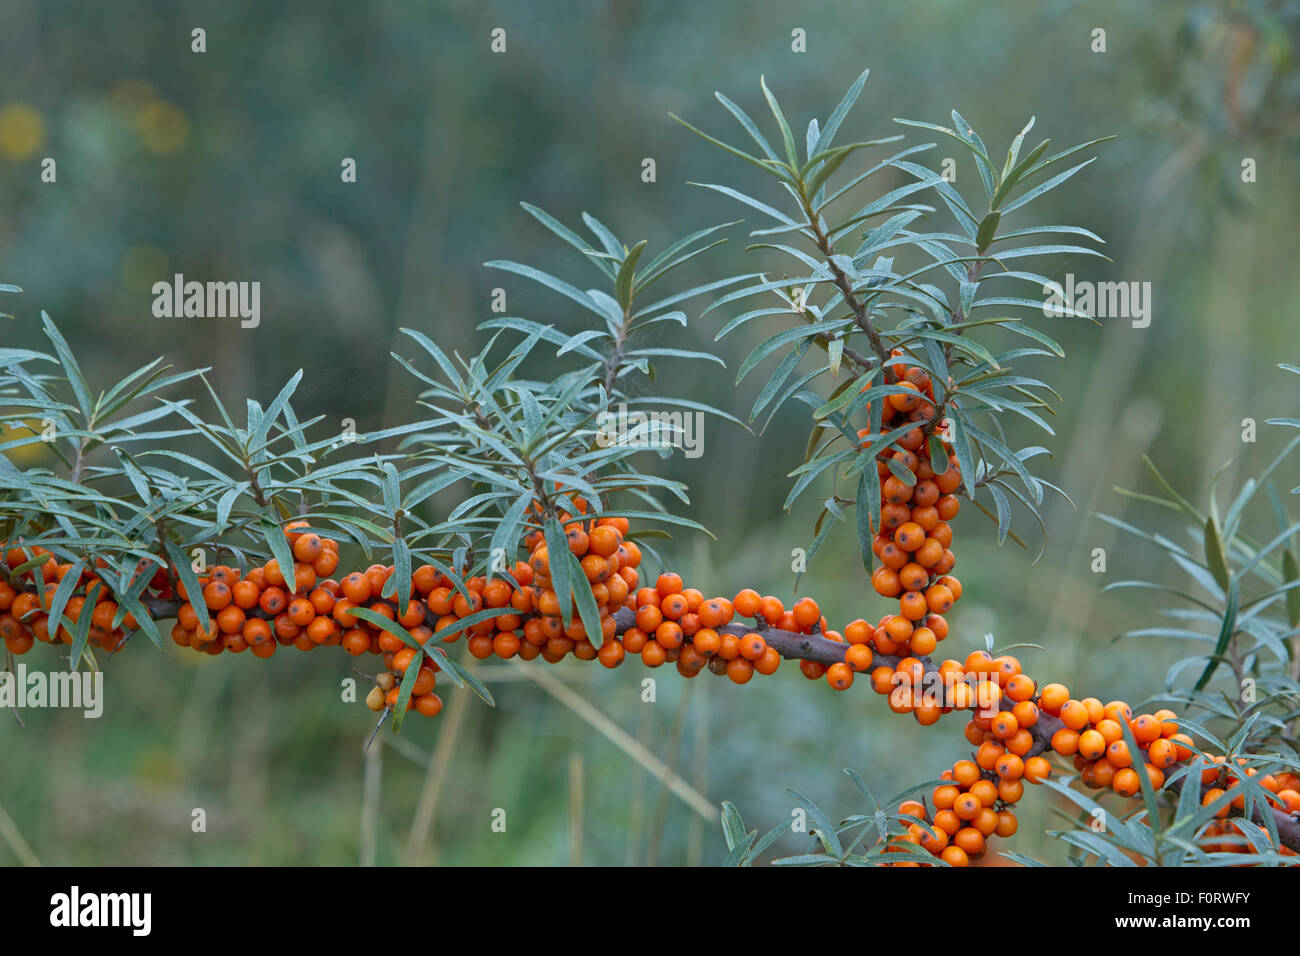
2;0;1298;865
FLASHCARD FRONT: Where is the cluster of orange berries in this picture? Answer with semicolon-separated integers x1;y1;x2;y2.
883;653;1300;864
0;531;457;718
615;582;788;683
4;427;1299;862
167;522;343;657
513;501;790;683
493;512;639;665
863;649;1033;865
1041;690;1188;797
1042;685;1300;842
911;653;1049;864
0;545;156;655
1202;771;1300;853
165;523;449;719
775;357;968;704
860;360;964;663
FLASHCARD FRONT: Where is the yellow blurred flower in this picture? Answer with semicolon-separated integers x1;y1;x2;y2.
134;747;184;792
1;419;49;466
0;103;46;160
109;79;157;112
135;100;190;154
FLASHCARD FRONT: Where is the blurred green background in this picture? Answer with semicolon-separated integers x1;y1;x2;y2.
2;0;1298;865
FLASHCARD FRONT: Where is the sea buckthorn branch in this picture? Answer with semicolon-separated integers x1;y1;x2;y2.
802;206;892;373
1160;761;1300;855
603;606;1300;856
671;75;1107;599
5;521;1299;860
3;79;1287;867
7;348;1298;865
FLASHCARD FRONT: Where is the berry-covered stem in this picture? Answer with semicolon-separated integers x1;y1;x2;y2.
3;352;1298;864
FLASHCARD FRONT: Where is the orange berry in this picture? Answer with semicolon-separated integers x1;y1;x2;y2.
338;572;369;603
1095;718;1123;745
1130;714;1162;744
924;584;953;615
1005;729;1034;757
1106;740;1133;769
639;639;667;668
578;553;608;583
991;711;1019;739
341;628;371;655
1112;768;1141;798
964;650;993;676
1078;729;1107;761
739;633;767;661
1058;699;1089;731
1011;700;1038;728
995;753;1024;781
697;598;733;629
897;563;928;592
1038;683;1069;715
413;693;444;717
898;591;928;621
940;845;969;867
655;573;683;598
932;785;960;811
1051;728;1080;756
1080;697;1106;724
655;621;684;650
292;533;323;563
872;567;902;598
754;646;781;675
586;525;621;558
1104;700;1133;723
969;779;998;808
1147;738;1177;769
726;657;754;684
733;588;761;618
825;662;854;691
994;810;1018;839
952;760;980;788
216;605;246;635
230;579;260;610
953;793;981;821
306;615;337;645
792;597;821;628
660;592;689;621
975;740;1004;772
894;522;925;552
841;643;873;674
597;638;626;668
801;659;828;681
287;598;316;627
757;595;784;624
908;626;937;656
1023;756;1051;784
492;631;521;659
202;581;232;611
1004;674;1035;702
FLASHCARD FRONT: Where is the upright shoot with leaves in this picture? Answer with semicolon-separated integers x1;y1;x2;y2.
674;70;1113;574
391;208;748;645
